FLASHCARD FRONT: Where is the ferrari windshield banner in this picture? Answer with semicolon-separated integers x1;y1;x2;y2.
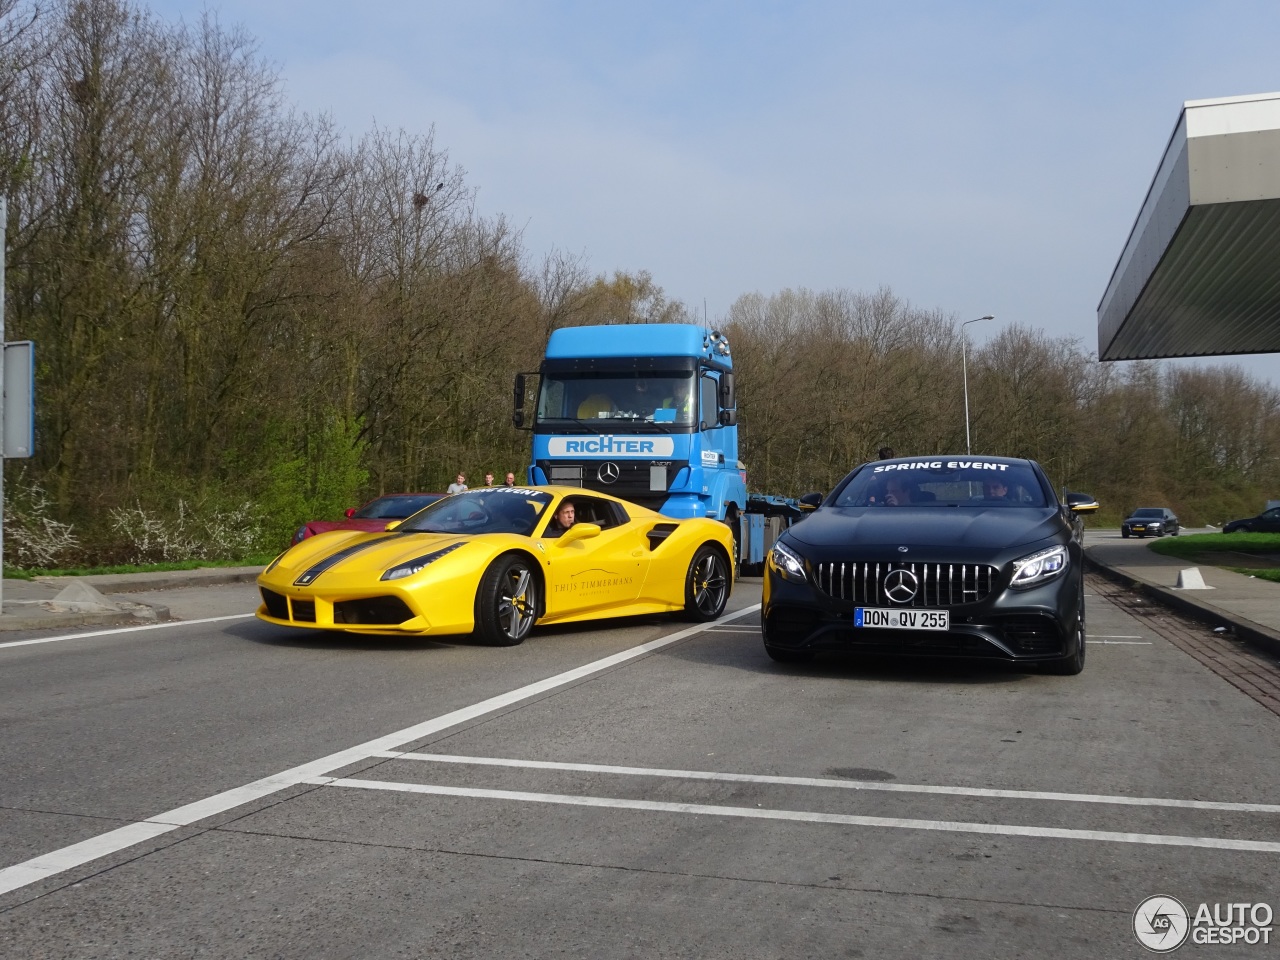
547;436;676;458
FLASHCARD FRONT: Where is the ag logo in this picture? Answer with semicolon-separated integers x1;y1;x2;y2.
1133;895;1190;952
597;462;620;484
883;568;918;604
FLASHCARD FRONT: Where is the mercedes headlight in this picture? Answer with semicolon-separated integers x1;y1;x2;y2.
1010;545;1068;588
381;543;464;581
770;540;808;583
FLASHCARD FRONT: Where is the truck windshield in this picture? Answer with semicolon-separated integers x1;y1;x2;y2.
537;372;696;427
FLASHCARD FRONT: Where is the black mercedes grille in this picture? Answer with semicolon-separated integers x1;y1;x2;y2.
814;561;998;607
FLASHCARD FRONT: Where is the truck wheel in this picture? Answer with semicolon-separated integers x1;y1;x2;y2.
728;512;743;579
474;554;539;646
683;545;730;621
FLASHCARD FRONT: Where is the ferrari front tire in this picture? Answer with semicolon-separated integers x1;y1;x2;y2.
683;545;730;621
475;554;539;646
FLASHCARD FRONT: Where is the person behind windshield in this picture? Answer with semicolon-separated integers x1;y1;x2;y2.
657;379;694;422
984;478;1010;500
883;477;913;506
544;501;576;537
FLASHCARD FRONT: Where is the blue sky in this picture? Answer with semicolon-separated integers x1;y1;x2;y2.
147;0;1280;383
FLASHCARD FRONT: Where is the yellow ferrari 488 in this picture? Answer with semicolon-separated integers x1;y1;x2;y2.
256;486;734;645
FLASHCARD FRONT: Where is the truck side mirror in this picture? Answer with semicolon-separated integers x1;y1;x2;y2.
718;372;735;409
718;409;737;426
512;374;526;429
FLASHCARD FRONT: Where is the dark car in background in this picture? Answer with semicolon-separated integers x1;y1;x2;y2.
291;493;446;545
1223;507;1280;534
1121;507;1179;538
762;456;1089;675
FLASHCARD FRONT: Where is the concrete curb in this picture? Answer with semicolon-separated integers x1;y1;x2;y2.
1083;552;1280;659
0;567;257;631
0;606;169;631
35;568;262;594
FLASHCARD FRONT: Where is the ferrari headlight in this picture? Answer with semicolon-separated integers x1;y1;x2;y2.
381;542;464;581
770;540;808;583
264;552;285;574
1010;545;1068;588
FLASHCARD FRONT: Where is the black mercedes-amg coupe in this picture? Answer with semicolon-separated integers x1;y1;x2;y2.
762;456;1089;674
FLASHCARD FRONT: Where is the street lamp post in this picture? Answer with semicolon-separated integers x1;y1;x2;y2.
962;315;994;455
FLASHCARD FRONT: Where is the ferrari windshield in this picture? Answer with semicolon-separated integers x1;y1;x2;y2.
399;489;552;536
354;494;443;519
536;371;695;425
833;460;1050;508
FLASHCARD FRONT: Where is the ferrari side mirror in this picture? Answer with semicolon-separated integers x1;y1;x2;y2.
555;522;601;545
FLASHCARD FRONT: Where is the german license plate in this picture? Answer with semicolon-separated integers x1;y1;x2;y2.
854;608;949;630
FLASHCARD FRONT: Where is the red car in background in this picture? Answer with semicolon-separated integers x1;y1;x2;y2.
291;493;447;545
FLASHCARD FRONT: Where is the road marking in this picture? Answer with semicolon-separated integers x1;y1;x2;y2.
0;615;256;650
0;605;761;897
1090;635;1144;639
374;752;1280;814
1088;634;1152;645
312;777;1280;854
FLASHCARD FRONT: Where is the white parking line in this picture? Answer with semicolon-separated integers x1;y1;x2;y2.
0;615;256;650
0;606;761;897
376;752;1280;813
313;777;1280;854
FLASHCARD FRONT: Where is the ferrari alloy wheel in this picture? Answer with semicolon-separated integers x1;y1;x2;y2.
683;545;730;621
476;555;539;646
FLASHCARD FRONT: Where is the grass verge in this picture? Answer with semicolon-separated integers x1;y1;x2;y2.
3;555;274;580
1148;532;1280;559
1227;567;1280;584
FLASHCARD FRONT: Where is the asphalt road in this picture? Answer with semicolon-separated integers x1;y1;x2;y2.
2;576;1279;958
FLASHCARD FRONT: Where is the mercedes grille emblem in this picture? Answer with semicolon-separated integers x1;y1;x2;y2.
597;461;620;484
883;568;919;604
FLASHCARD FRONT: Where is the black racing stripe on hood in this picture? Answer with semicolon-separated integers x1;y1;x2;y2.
294;533;407;586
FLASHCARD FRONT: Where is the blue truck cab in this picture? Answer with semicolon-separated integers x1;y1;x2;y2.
514;323;803;573
517;324;745;523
